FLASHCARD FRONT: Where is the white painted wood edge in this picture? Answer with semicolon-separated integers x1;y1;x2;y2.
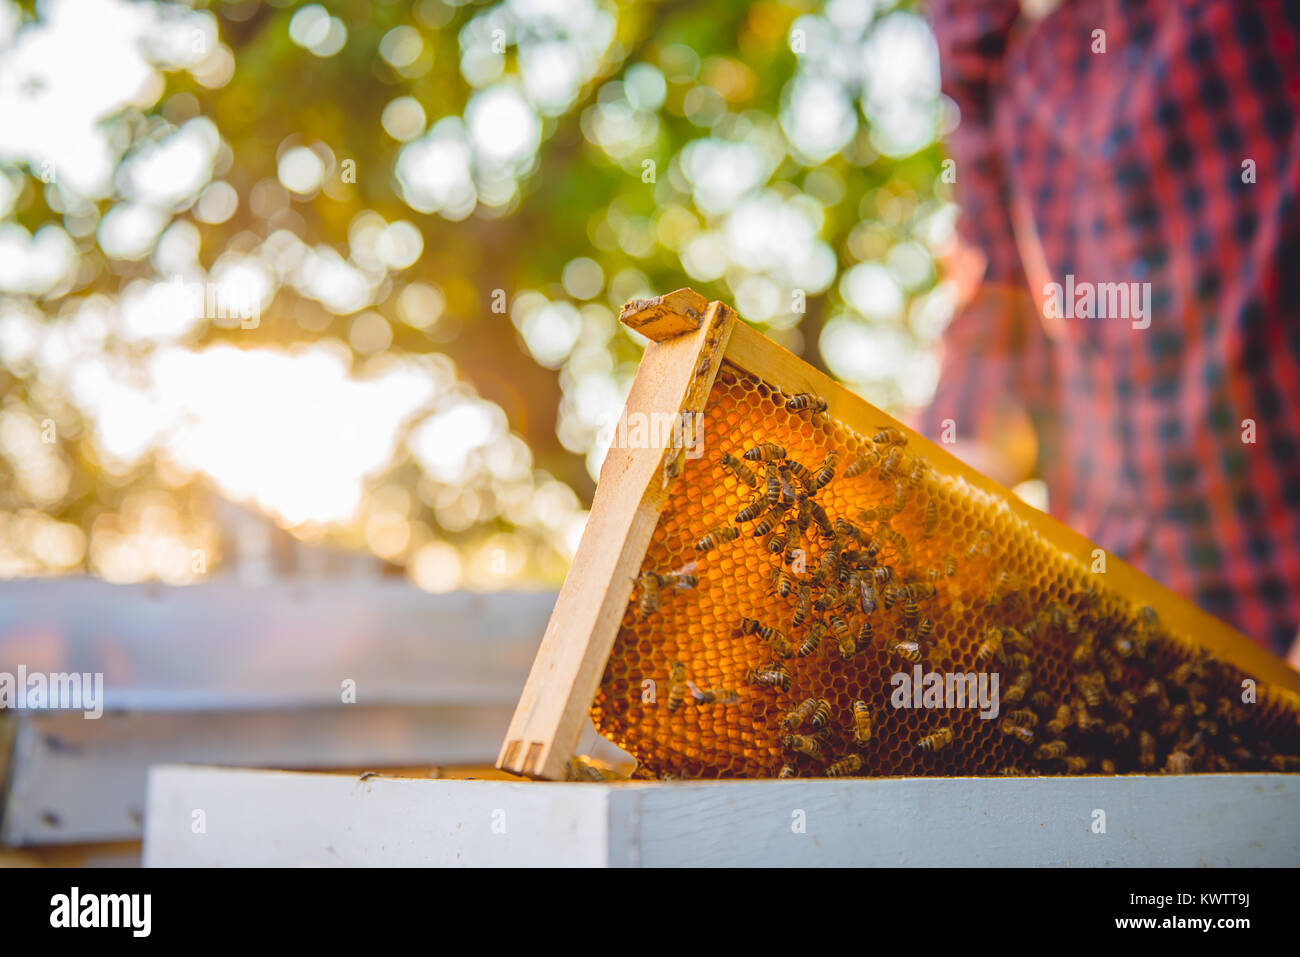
143;766;1300;867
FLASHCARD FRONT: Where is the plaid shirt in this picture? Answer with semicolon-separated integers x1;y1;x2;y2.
921;0;1300;653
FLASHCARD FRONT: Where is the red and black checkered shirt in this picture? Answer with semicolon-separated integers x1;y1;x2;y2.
922;0;1300;652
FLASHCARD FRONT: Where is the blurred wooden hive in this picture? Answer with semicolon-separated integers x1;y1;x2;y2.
498;289;1300;782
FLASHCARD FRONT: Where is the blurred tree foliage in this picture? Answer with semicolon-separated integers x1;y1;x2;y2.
0;0;949;587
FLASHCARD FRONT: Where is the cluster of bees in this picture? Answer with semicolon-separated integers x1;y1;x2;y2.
989;602;1300;776
606;379;1300;780
635;394;970;777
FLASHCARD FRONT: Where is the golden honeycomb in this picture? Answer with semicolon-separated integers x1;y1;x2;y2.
590;363;1300;779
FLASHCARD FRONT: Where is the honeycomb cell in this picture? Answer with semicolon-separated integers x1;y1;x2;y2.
589;364;1300;780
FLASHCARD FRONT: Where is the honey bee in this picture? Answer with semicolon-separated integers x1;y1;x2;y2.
1172;659;1203;686
720;452;757;487
941;555;958;577
813;451;839;491
855;619;874;651
964;528;993;560
1004;671;1032;705
892;639;922;663
902;599;920;628
781;697;820;731
784;459;814;486
827;614;851;641
908;458;929;486
1007;709;1038;728
758;623;795;658
754;511;781;538
743;442;786;462
875;525;909;559
566;756;620;782
1078;672;1105;707
1214;697;1235;723
833;516;867;543
803;497;834;536
1071;634;1095;665
1064;756;1089;774
879;447;904;478
872;427;907;447
808;698;832;729
1035;740;1067;761
735;495;768;524
1030;691;1052;710
782;733;825;761
783;518;802;559
1100;759;1117;775
1164;751;1193;775
986;570;1017;606
1112;635;1134;659
667;661;687;712
906;581;938;600
636;570;661;620
1004;652;1030;672
778;764;797;778
1001;722;1035;744
1105;722;1130;743
696;524;740;552
767;526;788;555
859;580;878;615
659;564;698;589
813;584;841;612
661;447;684;487
746;663;791;692
690;683;738;705
882;585;903;610
975;627;1004;665
1096;648;1122;683
843;450;880;477
1047;602;1079;635
1046;704;1072;738
825;754;863;777
999;626;1029;654
1075;700;1104;733
792;581;812;626
775;465;799;504
786;392;828;414
764;463;783;504
888;480;909;513
852;701;873;745
810;553;836;589
857;502;897;523
797;622;825;658
772;565;794;598
917;726;953;752
1139;678;1164;700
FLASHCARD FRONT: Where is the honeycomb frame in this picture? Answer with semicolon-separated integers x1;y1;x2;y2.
498;290;1300;782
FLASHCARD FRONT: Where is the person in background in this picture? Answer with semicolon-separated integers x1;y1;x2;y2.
919;0;1300;662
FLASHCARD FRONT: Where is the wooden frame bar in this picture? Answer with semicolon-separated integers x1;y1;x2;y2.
497;294;736;779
